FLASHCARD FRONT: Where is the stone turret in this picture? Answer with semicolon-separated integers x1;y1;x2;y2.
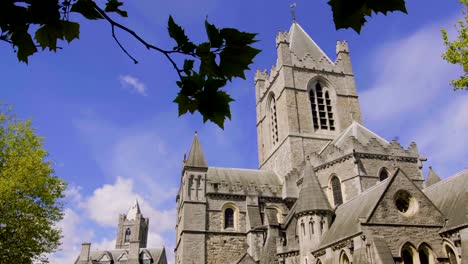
115;199;149;249
296;160;333;264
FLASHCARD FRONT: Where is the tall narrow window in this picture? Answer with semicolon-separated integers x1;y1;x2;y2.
341;253;350;264
325;91;335;130
402;248;414;264
188;175;194;199
446;246;458;264
379;168;389;181
308;221;314;237
224;208;234;229
419;250;429;264
309;89;319;129
124;228;131;243
331;176;343;206
309;82;335;131
269;96;279;145
301;221;305;236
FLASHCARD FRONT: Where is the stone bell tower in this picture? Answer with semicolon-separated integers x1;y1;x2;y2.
255;21;363;179
115;199;149;249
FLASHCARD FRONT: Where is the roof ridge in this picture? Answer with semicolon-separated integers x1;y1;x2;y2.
424;168;468;191
336;177;390;210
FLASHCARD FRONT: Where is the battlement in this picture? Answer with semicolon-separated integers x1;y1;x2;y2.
336;40;349;54
276;31;289;45
254;69;269;82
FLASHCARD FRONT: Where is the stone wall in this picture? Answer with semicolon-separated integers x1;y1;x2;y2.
206;234;246;264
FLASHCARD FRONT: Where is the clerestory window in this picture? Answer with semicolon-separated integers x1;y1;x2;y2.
309;82;335;131
379;168;389;181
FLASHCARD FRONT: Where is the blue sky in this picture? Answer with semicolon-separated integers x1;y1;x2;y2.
1;0;467;263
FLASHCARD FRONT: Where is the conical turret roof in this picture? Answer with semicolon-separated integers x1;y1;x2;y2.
296;160;332;214
288;22;332;63
126;199;141;221
426;166;441;187
185;132;208;168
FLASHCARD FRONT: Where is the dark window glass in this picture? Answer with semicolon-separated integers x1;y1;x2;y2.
124;228;131;243
224;208;234;228
379;168;389;181
447;246;458;264
402;249;413;264
331;176;343;206
419;249;429;264
270;96;279;144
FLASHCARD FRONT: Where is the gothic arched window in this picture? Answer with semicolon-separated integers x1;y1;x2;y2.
340;252;350;264
331;176;343;206
269;95;279;145
309;82;335;131
402;248;414;264
224;208;234;229
379;168;389;181
446;245;458;264
300;221;305;236
124;228;131;243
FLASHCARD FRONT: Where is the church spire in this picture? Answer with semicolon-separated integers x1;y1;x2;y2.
185;132;208;168
426;166;441;187
296;159;332;214
126;199;141;221
288;22;332;63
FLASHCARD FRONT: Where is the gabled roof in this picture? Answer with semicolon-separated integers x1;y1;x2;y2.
295;161;332;214
185;132;208;168
319;177;388;247
126;199;141;221
424;168;468;231
319;121;388;154
426;166;441;187
288;22;333;63
77;248;166;264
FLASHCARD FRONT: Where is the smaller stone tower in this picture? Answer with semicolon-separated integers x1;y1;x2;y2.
174;132;208;264
115;199;149;249
295;160;333;264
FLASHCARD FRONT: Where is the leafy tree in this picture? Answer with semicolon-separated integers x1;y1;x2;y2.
0;105;66;263
0;0;408;128
442;0;468;90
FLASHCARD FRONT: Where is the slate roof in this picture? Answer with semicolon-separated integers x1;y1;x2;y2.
424;168;468;231
185;132;208;168
295;162;332;214
425;166;442;187
288;22;332;63
318;178;389;248
319;121;389;154
75;248;165;264
247;206;263;229
206;167;281;187
372;237;395;264
126;199;141;221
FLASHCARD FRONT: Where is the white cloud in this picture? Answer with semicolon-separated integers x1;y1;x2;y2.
411;95;468;177
119;75;148;96
83;176;176;233
360;20;460;122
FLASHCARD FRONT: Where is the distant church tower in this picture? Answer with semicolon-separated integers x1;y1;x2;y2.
115;199;149;249
255;22;363;178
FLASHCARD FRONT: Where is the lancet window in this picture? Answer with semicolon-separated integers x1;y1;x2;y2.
309;82;335;131
269;95;279;145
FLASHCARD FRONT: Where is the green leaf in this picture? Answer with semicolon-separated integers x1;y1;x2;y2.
35;21;80;51
71;0;103;20
167;15;195;53
219;45;260;80
105;0;128;17
11;29;37;63
197;88;233;129
174;92;198;116
328;0;407;33
205;20;223;48
183;59;194;75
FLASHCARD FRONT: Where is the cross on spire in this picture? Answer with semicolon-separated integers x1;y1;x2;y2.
290;3;297;22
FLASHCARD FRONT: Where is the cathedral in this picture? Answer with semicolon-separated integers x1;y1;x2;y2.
173;21;468;264
75;20;468;264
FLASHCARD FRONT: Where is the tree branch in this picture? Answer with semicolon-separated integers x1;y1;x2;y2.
91;2;183;79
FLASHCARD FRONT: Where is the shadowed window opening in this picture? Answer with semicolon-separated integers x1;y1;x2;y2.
446;246;458;264
124;228;131;243
224;208;234;228
269;96;279;145
402;249;413;264
379;168;389;181
310;82;335;131
331;176;343;206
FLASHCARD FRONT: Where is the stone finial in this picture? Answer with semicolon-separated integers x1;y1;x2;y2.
426;166;442;187
336;40;349;54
